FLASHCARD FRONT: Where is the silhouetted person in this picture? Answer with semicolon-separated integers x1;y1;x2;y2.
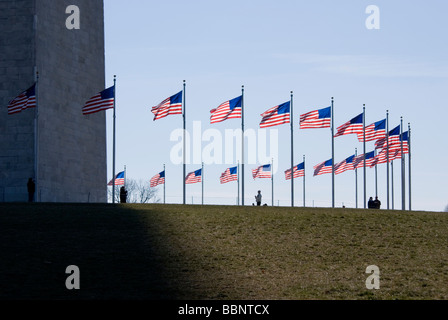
120;186;127;204
255;191;262;206
27;178;35;202
368;197;375;209
374;196;381;209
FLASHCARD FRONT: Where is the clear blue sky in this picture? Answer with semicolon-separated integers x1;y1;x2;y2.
103;0;448;211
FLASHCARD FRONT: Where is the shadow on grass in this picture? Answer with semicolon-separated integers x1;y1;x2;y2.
0;203;179;300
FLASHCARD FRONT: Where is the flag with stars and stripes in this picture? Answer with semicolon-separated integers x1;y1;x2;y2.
259;102;291;128
334;113;364;137
285;163;305;180
220;167;238;184
252;164;272;179
358;119;386;142
335;155;356;175
375;125;401;150
8;83;37;115
186;169;202;184
313;159;333;176
353;151;376;169
83;86;115;115
151;91;183;121
300;106;331;129
108;171;125;186
150;171;165;187
210;96;242;124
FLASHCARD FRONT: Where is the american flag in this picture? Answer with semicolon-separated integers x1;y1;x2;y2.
210;96;242;124
108;171;125;186
365;151;376;167
371;148;402;166
220;166;238;184
353;151;376;169
375;125;401;150
358;119;386;142
285;163;305;180
300;106;331;129
150;171;165;187
353;154;364;169
83;86;115;115
334;113;364;137
259;102;290;128
152;91;183;121
186;169;202;184
7;84;37;115
400;131;409;154
313;159;333;176
335;155;355;175
252;164;272;179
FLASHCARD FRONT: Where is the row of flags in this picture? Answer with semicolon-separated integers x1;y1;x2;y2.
147;88;410;209
4;84;392;147
314;127;409;176
5;83;391;140
153;92;317;130
7;81;411;209
6;82;115;116
7;84;395;152
111;163;306;188
148;91;395;154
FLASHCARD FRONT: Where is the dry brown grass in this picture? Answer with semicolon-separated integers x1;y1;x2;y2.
0;203;447;300
139;205;448;300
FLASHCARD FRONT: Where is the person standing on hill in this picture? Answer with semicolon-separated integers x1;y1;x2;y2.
368;197;375;209
120;186;128;204
255;191;262;206
27;178;35;203
374;196;381;209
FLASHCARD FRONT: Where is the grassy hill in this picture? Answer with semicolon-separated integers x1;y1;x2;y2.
0;203;447;300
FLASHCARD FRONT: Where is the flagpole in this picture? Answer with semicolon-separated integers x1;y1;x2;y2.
124;165;127;189
237;161;240;206
34;71;40;202
391;160;395;210
355;148;358;209
375;149;378;198
112;75;117;204
241;85;245;206
331;97;335;208
303;155;306;208
202;162;204;205
363;105;366;209
183;80;186;205
290;91;294;207
164;164;166;205
386;110;390;209
401;117;405;210
408;123;412;211
272;158;274;207
33;7;39;202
